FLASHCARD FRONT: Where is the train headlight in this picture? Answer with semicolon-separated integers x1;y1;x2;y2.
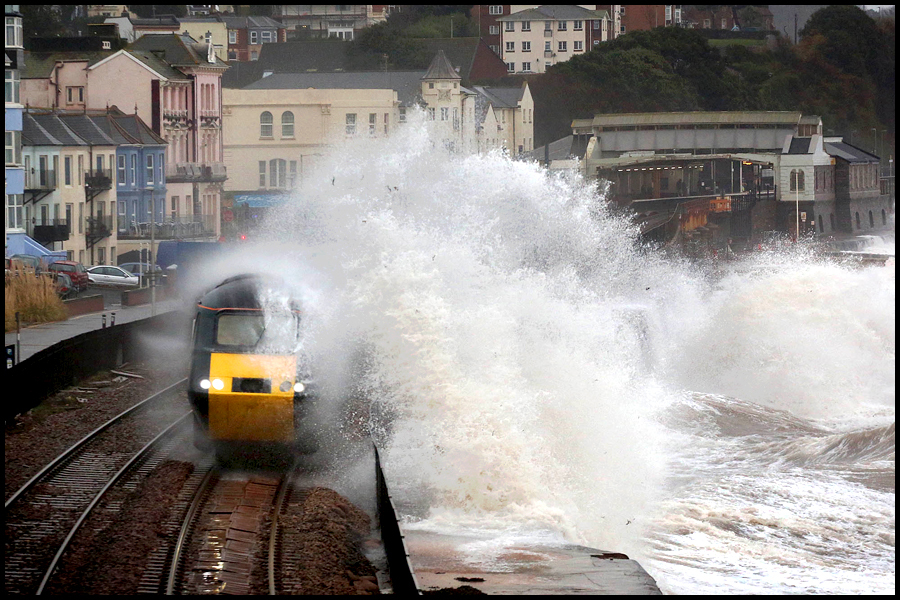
212;378;225;390
199;379;211;390
279;381;291;392
293;382;306;394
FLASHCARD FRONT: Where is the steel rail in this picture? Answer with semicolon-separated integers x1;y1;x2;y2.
36;411;193;594
5;377;188;509
166;466;218;595
268;461;299;595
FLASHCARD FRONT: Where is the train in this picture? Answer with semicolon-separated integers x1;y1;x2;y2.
188;274;315;457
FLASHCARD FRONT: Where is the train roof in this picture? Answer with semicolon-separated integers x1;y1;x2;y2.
197;274;300;312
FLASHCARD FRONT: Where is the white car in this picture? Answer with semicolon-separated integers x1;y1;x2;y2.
86;265;139;288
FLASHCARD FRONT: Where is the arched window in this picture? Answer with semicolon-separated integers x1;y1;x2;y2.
789;169;805;191
818;216;824;233
882;209;887;226
281;111;294;138
855;212;861;230
830;213;835;232
260;111;273;138
869;210;874;228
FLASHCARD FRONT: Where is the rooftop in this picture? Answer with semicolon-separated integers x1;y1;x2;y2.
241;71;427;106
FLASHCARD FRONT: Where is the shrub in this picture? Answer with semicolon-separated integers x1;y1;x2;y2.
5;267;67;331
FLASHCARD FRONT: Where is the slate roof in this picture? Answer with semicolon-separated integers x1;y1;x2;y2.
111;114;167;145
243;71;427;106
21;51;113;79
130;32;227;68
422;49;461;80
219;16;284;30
472;85;525;109
824;141;879;163
498;5;608;21
223;40;350;88
22;113;86;146
786;137;812;154
21;110;165;148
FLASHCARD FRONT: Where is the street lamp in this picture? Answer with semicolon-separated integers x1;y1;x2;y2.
794;170;800;242
145;186;156;316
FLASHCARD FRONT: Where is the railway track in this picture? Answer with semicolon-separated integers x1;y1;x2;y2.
164;463;310;595
4;379;190;595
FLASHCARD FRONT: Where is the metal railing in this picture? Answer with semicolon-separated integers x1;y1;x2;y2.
25;169;57;190
117;214;217;240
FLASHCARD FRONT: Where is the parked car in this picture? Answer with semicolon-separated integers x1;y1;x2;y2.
52;272;76;299
9;254;42;274
86;265;139;288
47;261;90;291
118;262;165;286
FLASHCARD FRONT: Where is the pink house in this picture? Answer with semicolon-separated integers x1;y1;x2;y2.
86;34;228;237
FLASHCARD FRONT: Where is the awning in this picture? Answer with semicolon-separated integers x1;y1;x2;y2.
233;194;290;208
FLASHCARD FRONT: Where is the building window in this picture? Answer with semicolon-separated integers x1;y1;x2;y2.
65;86;84;104
522;41;530;52
790;169;804;191
261;30;272;43
440;107;449;121
146;154;154;184
250;50;258;61
574;20;583;31
506;41;514;52
346;113;357;134
270;159;286;188
453;107;458;130
229;30;236;44
545;40;551;52
869;210;874;228
558;41;567;52
259;161;266;187
260;111;273;137
369;112;377;135
250;30;258;44
506;62;515;73
6;193;23;230
117;154;125;184
6;16;23;48
290;160;298;188
721;18;727;29
522;62;531;72
704;19;711;28
399;107;407;123
490;44;499;54
5;69;19;103
281;111;294;137
558;21;567;31
428;107;435;120
65;156;72;185
818;217;824;233
489;6;502;16
5;130;21;165
505;21;514;32
522;21;531;32
594;20;600;29
545;21;552;31
574;40;583;51
489;25;499;35
130;154;136;185
855;212;861;229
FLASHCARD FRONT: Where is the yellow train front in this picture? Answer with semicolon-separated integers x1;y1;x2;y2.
188;275;314;456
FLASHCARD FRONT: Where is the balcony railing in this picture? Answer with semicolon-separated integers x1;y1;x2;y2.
85;169;113;191
25;169;57;190
165;162;227;182
86;215;114;248
28;219;70;244
117;214;217;240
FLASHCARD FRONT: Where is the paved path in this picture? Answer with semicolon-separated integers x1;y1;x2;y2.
6;296;182;364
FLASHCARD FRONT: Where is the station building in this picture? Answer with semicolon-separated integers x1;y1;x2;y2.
541;111;893;247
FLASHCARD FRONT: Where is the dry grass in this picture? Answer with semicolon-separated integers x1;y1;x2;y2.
5;267;68;331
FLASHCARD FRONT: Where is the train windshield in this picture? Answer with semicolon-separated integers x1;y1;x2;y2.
215;311;299;353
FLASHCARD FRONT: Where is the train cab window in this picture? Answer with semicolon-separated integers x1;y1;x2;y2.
216;312;299;353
